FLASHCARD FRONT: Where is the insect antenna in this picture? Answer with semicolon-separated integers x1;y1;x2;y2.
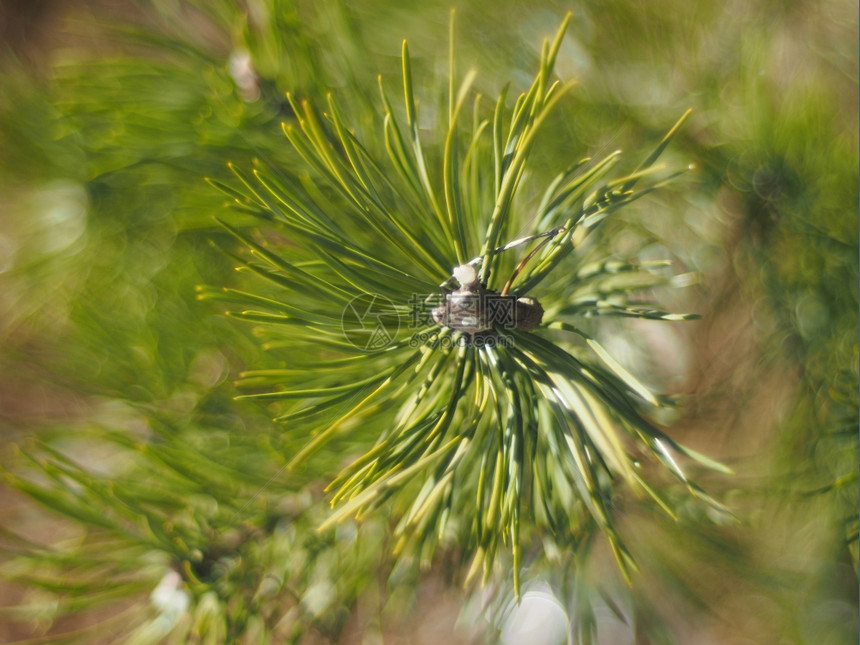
499;226;565;296
465;226;565;267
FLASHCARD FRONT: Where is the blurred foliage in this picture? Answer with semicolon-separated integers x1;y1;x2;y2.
0;0;856;644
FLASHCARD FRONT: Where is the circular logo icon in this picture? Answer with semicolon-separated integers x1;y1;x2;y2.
341;293;400;350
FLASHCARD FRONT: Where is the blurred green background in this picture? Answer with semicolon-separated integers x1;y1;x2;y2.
0;0;856;643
